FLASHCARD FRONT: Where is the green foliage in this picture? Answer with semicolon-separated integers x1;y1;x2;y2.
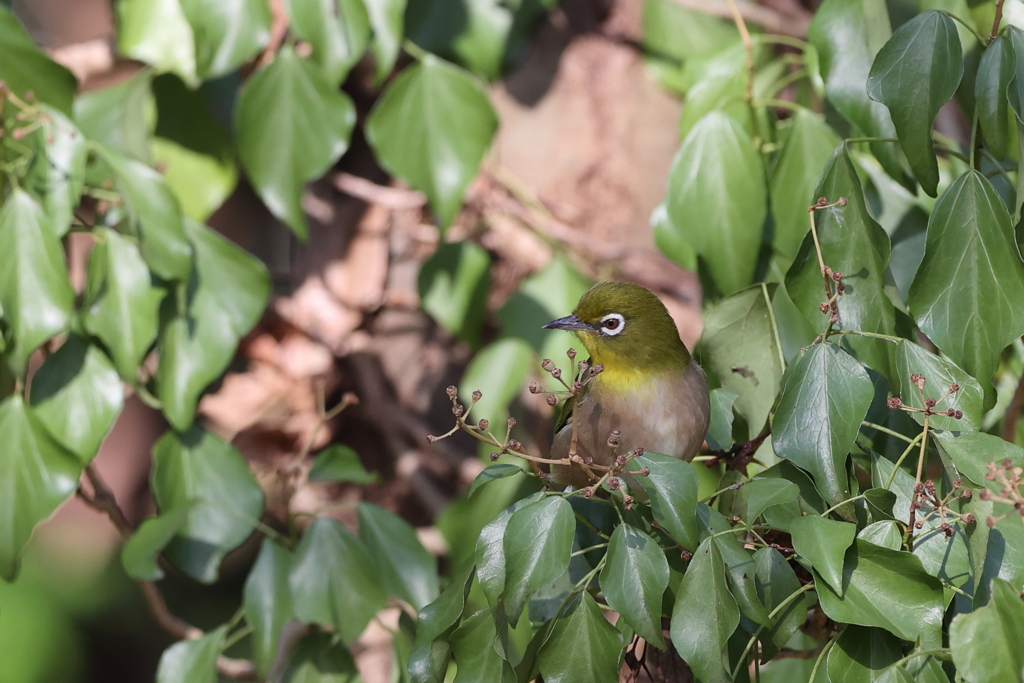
7;1;1024;681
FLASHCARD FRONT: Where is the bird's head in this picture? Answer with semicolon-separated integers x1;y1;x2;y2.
542;282;691;376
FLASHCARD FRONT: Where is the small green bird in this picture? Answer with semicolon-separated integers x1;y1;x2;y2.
543;282;710;488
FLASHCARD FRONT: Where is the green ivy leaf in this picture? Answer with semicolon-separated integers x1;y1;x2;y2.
150;75;238;222
74;70;154;163
418;241;491;347
287;0;370;84
458;338;534;427
449;609;516;683
1004;27;1024;125
628;453;699;551
290;516;387;644
600;524;669;649
94;147;194;282
151;426;265;583
0;189;74;375
0;7;77;115
934;431;1024;488
912;523;971;599
357;502;439;610
117;0;198;86
705;387;738;451
790;514;856;594
120;505;193;581
179;0;273;79
363;0;405;82
537;592;623;683
866;10;963;196
0;395;81;581
664;112;766;296
503;496;575;623
858;520;901;549
826;625;903;683
156;220;269;431
243;539;293;678
698;505;771;629
670;538;739;683
468;464;525;498
280;628;361;683
235;47;356;239
908;171;1024;399
23;106;87;235
308;445;379;484
894;341;984;432
156;625;227;683
807;0;904;186
785;145;896;377
698;284;784;439
769;109;841;260
976;36;1015;158
949;578;1024;683
772;343;873;511
815;540;943;645
83;228;165;381
408;561;474;683
745;478;800;525
30;334;124;463
753;547;803;661
474;492;544;608
366;55;498;229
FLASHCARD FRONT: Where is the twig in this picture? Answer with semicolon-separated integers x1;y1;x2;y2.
1002;367;1024;442
332;172;427;209
992;0;1007;39
257;0;289;67
665;0;810;38
77;465;257;680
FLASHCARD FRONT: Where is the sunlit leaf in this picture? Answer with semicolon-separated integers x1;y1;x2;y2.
705;387;738;451
30;334;124;463
156;626;227;683
288;0;370;84
826;626;903;683
503;496;575;623
0;6;76;114
156;220;269;431
866;10;963;196
74;70;154;162
628;453;699;551
179;0;272;79
117;0;198;86
664;111;767;296
363;0;405;81
698;284;784;439
418;241;491;346
449;609;516;683
0;190;74;375
121;505;192;581
0;395;81;581
894;341;984;432
23;106;87;235
84;228;165;381
235;47;356;239
753;547;803;661
366;55;498;228
976;36;1015;158
308;445;379;484
769;109;841;260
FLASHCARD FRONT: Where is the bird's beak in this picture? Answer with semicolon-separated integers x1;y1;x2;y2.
542;314;591;331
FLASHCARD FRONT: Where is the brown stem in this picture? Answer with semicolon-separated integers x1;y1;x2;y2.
77;465;257;680
992;0;1006;40
1002;369;1024;442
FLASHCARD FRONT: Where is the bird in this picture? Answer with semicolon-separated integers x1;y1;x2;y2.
542;281;710;489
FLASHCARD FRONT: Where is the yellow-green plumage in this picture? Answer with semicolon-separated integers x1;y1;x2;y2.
543;282;710;488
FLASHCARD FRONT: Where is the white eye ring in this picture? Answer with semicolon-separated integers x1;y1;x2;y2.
599;313;625;336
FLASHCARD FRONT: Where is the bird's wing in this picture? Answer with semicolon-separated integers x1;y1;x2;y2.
553;393;574;434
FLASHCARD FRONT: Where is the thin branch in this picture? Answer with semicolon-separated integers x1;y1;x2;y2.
77;465;257;680
332;172;427;209
665;0;810;38
1003;367;1024;442
992;0;1007;39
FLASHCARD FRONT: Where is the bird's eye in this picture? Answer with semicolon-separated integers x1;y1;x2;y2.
599;313;625;336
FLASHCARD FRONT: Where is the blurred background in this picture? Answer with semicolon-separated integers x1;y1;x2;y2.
0;0;815;679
